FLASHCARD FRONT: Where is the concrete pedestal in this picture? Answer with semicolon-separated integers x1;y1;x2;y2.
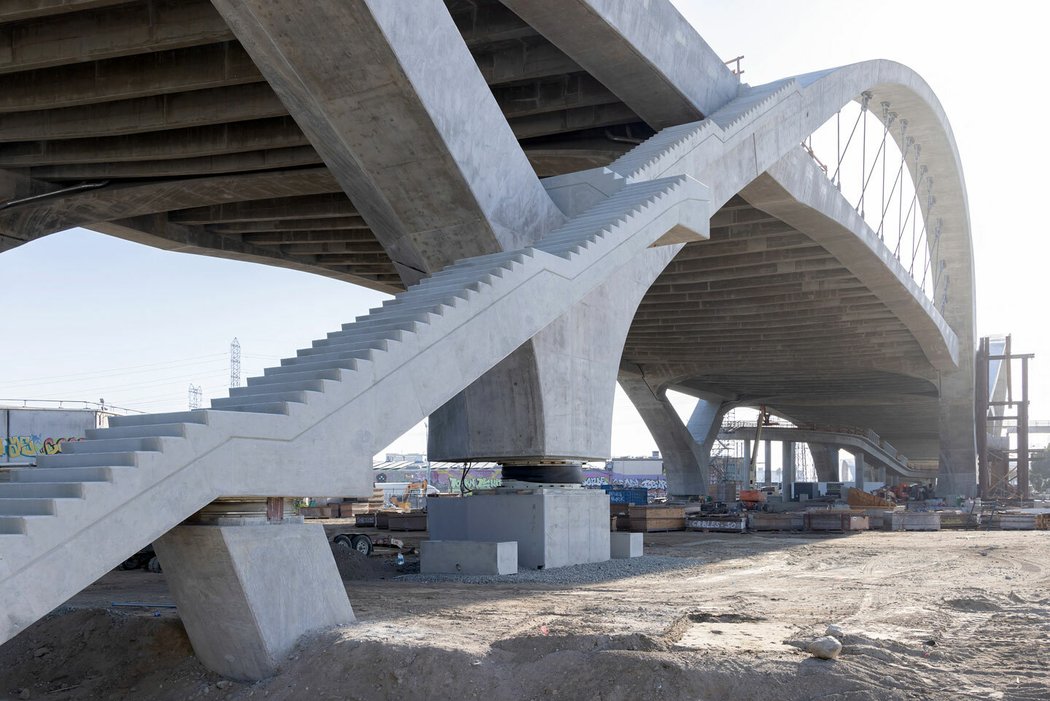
610;532;643;558
421;540;518;575
154;522;355;681
427;489;610;569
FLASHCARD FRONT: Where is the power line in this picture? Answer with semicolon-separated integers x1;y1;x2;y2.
0;353;228;388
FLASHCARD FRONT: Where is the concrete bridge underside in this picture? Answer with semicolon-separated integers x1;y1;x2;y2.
0;0;663;289
0;0;975;489
629;194;944;465
0;0;979;679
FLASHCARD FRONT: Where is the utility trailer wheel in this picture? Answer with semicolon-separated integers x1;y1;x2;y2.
147;556;162;573
333;534;354;549
350;534;373;556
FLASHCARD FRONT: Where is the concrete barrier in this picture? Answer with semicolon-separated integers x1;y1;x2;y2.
420;540;518;575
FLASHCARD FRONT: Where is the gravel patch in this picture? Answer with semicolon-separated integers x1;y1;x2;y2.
396;555;704;585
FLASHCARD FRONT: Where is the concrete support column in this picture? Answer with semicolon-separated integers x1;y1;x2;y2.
429;246;680;466
742;439;751;484
616;374;715;497
854;452;866;490
685;398;731;476
938;368;979;497
810;443;839;482
764;440;773;485
781;441;795;501
154;520;354;681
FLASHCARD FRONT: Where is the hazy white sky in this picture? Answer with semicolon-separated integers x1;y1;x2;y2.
1;1;1046;457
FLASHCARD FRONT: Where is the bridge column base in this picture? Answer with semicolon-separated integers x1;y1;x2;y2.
154;521;354;681
428;486;610;570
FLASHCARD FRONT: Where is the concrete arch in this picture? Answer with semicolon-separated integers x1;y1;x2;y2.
592;60;977;493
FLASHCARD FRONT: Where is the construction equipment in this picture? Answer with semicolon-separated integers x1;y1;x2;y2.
332;532;412;557
388;480;428;511
739;489;768;510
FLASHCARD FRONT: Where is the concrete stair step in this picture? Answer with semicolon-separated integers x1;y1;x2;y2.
0;516;31;534
86;423;190;440
0;498;57;516
261;358;363;379
35;452;138;469
109;411;208;428
312;327;414;349
280;348;374;368
9;466;127;483
230;378;331;397
248;367;348;386
0;483;84;498
209;401;291;415
211;390;317;409
297;338;391;357
62;437;165;455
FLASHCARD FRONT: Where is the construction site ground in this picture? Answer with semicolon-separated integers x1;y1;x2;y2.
2;526;1048;700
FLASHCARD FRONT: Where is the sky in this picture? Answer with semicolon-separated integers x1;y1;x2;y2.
0;1;1046;458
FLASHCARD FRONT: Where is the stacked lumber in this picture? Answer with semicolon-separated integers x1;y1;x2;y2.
299;504;340;519
846;488;895;508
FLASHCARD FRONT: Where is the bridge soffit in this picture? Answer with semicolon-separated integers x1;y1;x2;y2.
208;0;567;286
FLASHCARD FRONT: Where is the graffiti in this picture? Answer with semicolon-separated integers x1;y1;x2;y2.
2;435;81;460
448;477;503;492
611;476;668;490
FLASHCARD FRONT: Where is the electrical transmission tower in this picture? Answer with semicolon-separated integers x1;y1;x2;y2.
188;384;202;410
230;337;241;388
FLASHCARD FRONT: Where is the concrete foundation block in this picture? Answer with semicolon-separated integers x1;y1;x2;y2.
421;540;517;575
154;522;355;681
890;511;941;531
610;531;643;558
427;489;610;569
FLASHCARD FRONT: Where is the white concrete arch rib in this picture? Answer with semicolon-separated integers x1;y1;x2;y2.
606;60;976;493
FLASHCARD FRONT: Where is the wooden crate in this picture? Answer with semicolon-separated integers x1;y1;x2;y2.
748;512;804;531
860;509;897;530
628;505;685;532
355;513;377;528
375;510;392;529
386;512;427;531
990;513;1048;530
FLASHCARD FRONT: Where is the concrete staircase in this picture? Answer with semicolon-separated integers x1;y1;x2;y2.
0;173;709;645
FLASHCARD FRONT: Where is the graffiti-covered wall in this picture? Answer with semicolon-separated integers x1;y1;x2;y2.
0;408;111;465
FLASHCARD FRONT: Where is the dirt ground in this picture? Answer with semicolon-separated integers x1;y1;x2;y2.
2;528;1048;701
